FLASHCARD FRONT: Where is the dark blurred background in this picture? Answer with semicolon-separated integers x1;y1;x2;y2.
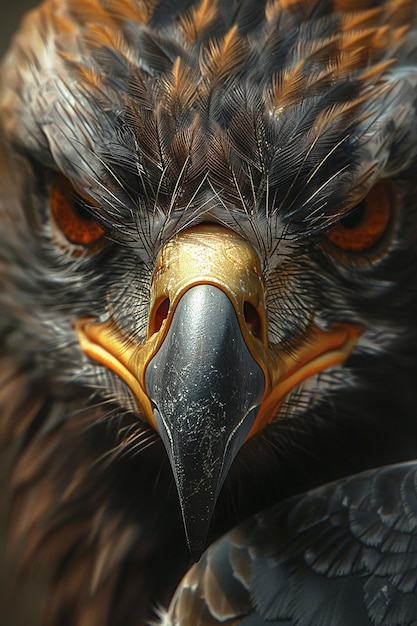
0;1;38;56
1;3;44;625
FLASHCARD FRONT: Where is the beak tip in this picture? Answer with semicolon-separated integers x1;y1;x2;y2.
183;516;211;562
188;539;205;563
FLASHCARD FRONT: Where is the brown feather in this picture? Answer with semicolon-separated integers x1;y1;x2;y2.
200;25;248;85
180;0;220;43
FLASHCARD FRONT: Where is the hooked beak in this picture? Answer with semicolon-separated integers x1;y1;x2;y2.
145;284;264;559
75;225;361;559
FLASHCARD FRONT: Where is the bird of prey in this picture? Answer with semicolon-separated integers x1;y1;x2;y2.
1;0;417;624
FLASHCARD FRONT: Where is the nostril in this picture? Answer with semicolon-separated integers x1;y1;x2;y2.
244;301;261;339
152;297;170;334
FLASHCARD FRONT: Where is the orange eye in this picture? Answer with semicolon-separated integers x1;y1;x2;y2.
326;180;394;253
50;175;105;248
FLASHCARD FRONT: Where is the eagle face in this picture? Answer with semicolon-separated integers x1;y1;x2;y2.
1;0;417;624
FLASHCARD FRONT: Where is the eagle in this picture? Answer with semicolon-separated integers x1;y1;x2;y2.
1;0;417;624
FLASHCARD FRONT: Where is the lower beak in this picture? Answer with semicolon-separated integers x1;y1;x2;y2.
75;225;361;559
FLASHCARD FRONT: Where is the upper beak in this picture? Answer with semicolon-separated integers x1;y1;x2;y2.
145;283;264;559
75;224;361;559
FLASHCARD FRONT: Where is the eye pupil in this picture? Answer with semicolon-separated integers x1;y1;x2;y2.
72;195;95;222
340;202;366;229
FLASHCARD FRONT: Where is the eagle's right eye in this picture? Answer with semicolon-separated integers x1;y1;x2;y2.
50;175;105;249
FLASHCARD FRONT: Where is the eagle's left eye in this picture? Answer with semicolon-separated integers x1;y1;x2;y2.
50;175;105;249
326;180;394;254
